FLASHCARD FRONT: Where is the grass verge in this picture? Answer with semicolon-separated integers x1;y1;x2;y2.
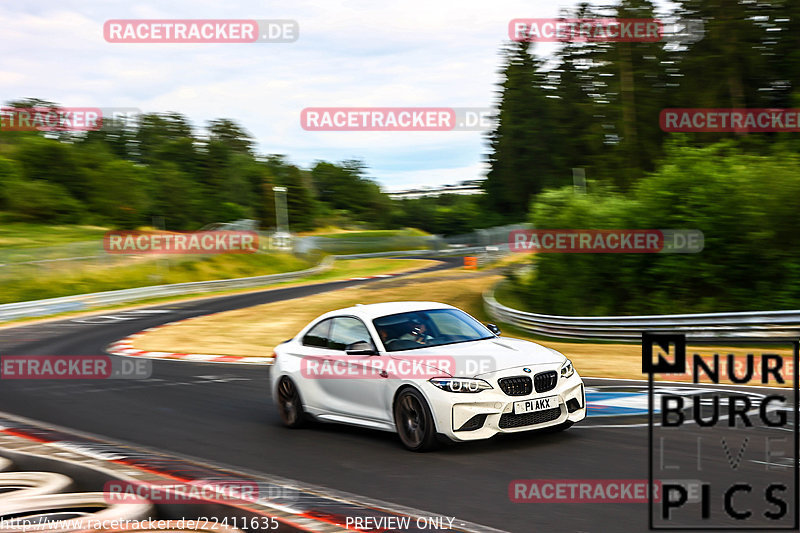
0;257;439;328
0;252;311;304
134;269;499;357
134;267;795;386
0;222;109;249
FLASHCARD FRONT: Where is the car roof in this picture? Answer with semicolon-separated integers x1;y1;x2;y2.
319;301;456;321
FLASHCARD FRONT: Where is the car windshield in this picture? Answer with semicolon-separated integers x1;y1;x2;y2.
373;308;494;352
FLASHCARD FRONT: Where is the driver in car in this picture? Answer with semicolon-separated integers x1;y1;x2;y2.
398;319;434;345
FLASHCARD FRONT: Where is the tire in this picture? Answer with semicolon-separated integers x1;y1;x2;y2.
393;388;438;452
0;472;74;501
276;376;306;428
0;492;152;533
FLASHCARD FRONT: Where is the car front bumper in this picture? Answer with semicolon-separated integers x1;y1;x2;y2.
422;372;586;442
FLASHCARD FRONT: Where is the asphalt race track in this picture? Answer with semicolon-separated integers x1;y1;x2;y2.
0;257;796;532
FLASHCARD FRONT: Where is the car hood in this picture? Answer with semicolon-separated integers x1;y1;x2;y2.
387;337;565;377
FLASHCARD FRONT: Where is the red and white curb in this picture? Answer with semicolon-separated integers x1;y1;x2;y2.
106;272;401;364
106;320;273;365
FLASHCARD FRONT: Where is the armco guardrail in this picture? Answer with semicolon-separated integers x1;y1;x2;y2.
0;247;498;324
0;257;334;324
484;288;800;341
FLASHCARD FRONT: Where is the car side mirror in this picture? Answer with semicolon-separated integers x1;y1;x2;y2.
345;340;378;355
486;323;501;335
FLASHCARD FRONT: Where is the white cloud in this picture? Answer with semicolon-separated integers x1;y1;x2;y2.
1;0;580;188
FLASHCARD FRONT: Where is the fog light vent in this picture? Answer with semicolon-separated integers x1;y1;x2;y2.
456;414;487;432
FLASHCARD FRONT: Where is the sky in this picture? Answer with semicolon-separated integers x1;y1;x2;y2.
2;0;632;191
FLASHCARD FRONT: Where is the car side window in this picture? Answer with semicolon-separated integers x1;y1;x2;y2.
302;318;332;348
328;317;374;351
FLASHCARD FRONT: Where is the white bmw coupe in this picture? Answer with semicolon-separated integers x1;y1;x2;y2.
270;302;586;451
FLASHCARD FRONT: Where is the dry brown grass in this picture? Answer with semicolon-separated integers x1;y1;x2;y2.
133;268;795;386
0;257;436;329
135;269;500;356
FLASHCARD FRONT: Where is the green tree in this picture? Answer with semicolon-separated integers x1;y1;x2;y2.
85;159;151;228
485;40;565;219
518;141;800;315
0;156;23;209
594;0;670;188
15;136;89;199
147;163;202;230
207;119;254;155
671;0;781;110
311;160;392;226
4;179;83;223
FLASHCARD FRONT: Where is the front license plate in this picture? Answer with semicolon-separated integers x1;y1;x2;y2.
513;395;558;414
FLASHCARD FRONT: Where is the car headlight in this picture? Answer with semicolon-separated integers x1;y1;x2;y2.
560;359;575;379
429;377;492;393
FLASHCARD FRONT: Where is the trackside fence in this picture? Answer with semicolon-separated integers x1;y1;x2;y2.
483;288;800;341
0;247;496;323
